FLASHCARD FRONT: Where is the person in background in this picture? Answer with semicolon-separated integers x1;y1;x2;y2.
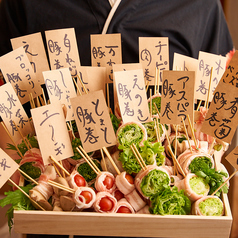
0;0;233;66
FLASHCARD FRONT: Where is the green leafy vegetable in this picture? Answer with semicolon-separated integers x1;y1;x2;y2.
149;186;191;215
143;121;163;143
189;176;210;195
20;162;42;180
148;96;161;115
71;138;93;161
169;134;187;157
189;156;228;196
110;112;121;133
77;159;101;182
141;140;165;166
6;135;39;157
189;156;213;173
0;184;35;232
119;140;165;174
198;197;224;216
140;169;170;197
117;123;144;149
119;147;153;174
195;168;228;197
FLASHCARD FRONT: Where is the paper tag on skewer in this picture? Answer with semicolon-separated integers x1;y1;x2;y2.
11;32;50;85
31;102;74;165
114;69;151;123
139;37;169;85
43;68;77;121
45;28;81;76
0;148;19;189
201;81;238;144
77;66;106;95
0;83;32;142
160;70;195;125
90;33;122;83
70;90;117;153
194;51;226;102
225;146;238;171
221;51;238;88
173;53;198;72
113;63;143;114
0;47;42;104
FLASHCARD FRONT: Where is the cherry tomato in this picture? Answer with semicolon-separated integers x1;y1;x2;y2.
103;176;114;189
79;191;93;204
99;197;113;212
114;190;124;201
117;206;132;213
74;174;86;187
125;174;134;184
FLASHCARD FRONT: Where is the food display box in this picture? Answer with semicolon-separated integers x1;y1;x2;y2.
14;192;232;238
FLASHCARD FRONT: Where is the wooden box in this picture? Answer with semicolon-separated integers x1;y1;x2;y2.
14;192;232;238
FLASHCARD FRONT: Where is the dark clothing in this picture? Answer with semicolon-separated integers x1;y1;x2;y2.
0;0;233;68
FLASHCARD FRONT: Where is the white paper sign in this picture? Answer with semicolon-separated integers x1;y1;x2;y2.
11;32;50;85
43;68;77;121
0;47;42;104
173;53;198;73
194;51;226;102
0;148;19;189
0;83;32;142
31;102;74;165
114;69;151;123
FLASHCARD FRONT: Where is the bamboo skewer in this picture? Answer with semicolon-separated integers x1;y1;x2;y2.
41;88;47;105
150;89;153;119
77;74;88;94
153;102;161;118
38;95;45;106
130;144;146;171
49;155;70;176
8;178;46;211
52;163;63;178
76;148;99;175
1;122;24;159
154;118;161;143
17;168;38;185
157;68;160;95
167;146;186;178
208;138;216;155
164;125;186;178
66;122;76;140
154;66;157;95
107;83;110;110
205;67;213;110
60;160;66;178
72;76;82;96
154;118;160;143
100;148;107;171
102;146;121;175
132;143;147;169
12;121;33;156
174;125;178;175
187;114;198;149
196;100;203;111
157;118;161;143
181;117;193;153
29;93;36;109
77;146;101;174
145;80;150;93
48;180;75;194
36;96;41;107
211;170;237;196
